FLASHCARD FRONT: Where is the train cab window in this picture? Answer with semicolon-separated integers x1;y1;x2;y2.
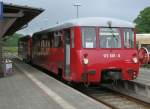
123;29;134;48
82;27;96;48
71;29;74;48
99;28;121;48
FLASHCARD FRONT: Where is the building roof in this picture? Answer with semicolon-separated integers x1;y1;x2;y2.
0;2;44;38
136;34;150;36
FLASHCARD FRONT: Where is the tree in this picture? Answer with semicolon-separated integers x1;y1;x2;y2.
1;33;22;47
134;7;150;33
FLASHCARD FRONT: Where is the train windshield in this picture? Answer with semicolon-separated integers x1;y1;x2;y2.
82;27;96;48
99;28;121;48
123;29;134;48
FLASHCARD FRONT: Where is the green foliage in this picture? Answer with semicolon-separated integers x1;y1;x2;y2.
143;64;150;68
0;33;22;47
134;7;150;33
2;47;18;53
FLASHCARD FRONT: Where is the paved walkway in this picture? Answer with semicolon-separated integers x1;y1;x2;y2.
0;59;109;109
133;68;150;85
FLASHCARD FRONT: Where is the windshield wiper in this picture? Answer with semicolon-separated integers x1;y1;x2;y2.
108;27;118;42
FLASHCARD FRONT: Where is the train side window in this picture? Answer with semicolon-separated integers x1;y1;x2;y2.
54;31;62;48
124;29;134;48
51;35;54;48
49;32;54;48
82;27;96;48
37;41;39;56
58;31;63;47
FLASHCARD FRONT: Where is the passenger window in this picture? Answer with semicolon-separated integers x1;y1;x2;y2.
54;31;61;48
82;27;96;48
50;33;54;48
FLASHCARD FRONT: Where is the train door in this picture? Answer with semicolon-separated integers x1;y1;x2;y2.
64;29;71;79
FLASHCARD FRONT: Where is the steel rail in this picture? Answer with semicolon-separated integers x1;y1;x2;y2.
77;86;150;109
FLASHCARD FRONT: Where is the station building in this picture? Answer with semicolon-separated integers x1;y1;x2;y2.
0;2;43;74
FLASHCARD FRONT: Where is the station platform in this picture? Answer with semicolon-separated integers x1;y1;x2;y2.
0;59;109;109
133;68;150;86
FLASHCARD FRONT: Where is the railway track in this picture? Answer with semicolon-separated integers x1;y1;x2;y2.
77;86;150;109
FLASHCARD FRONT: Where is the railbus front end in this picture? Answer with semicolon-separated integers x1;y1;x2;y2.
67;18;149;84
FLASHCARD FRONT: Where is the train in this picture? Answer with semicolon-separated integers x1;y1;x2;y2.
18;35;32;63
18;17;149;85
136;34;150;63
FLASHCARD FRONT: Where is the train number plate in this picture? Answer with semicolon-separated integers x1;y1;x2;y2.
103;53;121;58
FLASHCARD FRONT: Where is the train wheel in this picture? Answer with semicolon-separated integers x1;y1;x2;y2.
83;82;90;87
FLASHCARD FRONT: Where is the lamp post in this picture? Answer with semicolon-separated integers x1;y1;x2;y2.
74;1;81;18
44;18;48;28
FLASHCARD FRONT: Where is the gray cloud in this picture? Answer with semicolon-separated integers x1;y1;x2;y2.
2;0;150;35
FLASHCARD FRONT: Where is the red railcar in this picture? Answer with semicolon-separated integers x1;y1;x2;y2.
18;35;32;63
19;17;149;84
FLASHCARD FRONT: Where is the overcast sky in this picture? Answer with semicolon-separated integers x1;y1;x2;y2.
2;0;150;35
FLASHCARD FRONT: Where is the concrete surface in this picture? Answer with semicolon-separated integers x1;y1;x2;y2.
133;68;150;86
0;59;110;109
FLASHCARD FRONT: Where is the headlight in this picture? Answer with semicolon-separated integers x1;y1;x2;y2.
83;58;89;65
132;57;138;63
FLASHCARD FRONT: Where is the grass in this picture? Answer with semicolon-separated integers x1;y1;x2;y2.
2;47;18;58
142;64;150;68
1;33;22;47
2;47;18;53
